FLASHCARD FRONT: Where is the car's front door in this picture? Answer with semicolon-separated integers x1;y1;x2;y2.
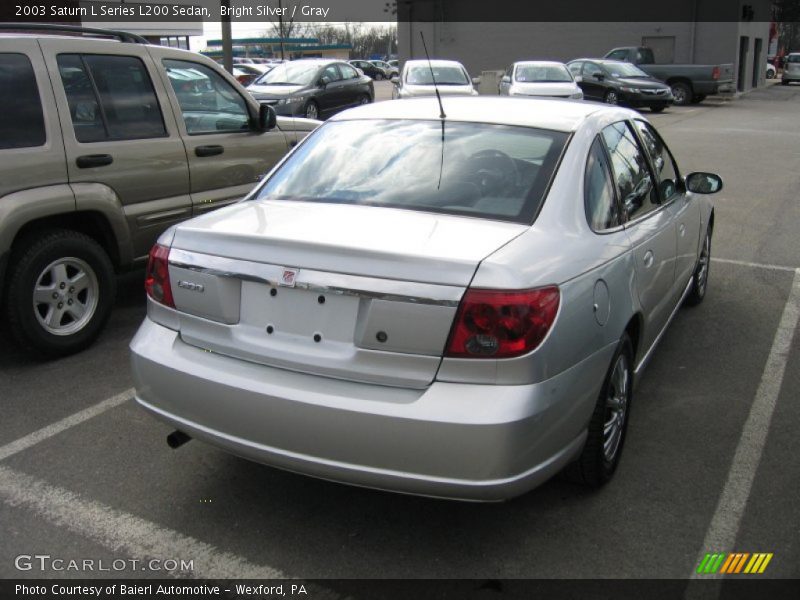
151;48;289;216
317;64;346;115
338;63;365;107
601;121;677;353
581;62;607;100
633;119;701;294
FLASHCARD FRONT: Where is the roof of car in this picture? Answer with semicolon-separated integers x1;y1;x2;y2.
404;59;467;68
329;96;626;132
514;61;568;67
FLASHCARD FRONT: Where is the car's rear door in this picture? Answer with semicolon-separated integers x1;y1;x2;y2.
148;46;290;216
601;121;677;352
40;37;191;259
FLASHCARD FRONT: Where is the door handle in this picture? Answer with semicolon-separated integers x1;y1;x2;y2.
76;154;113;168
678;223;686;237
195;145;224;157
643;250;655;268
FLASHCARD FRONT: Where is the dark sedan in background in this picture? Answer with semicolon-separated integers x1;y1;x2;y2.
567;59;673;112
247;59;374;120
349;59;389;80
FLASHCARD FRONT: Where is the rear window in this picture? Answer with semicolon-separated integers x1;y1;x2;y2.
255;119;569;224
787;55;800;63
0;53;46;150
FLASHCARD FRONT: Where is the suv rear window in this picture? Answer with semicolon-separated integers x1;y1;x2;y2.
0;53;46;150
57;54;166;142
255;119;568;224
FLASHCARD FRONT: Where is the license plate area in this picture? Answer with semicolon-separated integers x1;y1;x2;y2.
240;281;359;343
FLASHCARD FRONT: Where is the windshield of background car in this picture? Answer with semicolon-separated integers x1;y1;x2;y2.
605;63;650;78
406;66;469;85
255;120;569;224
257;62;319;86
787;55;800;63
515;64;572;82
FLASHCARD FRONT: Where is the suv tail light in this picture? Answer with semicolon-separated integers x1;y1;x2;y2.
144;244;175;308
445;287;560;359
712;66;720;80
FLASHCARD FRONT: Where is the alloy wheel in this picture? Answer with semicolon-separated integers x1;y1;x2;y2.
33;257;99;336
696;232;711;297
603;353;630;463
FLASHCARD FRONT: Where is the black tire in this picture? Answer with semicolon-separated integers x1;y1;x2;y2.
691;94;707;104
685;226;712;307
671;81;692;106
4;229;115;358
782;80;789;86
358;94;372;106
303;100;319;120
375;72;384;81
650;105;666;113
566;334;634;487
604;90;619;105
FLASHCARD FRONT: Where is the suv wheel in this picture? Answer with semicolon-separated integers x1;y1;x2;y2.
5;230;115;358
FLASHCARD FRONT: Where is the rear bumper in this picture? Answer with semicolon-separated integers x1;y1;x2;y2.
130;319;614;501
782;72;800;82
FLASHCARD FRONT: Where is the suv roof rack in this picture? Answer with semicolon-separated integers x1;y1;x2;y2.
0;23;150;44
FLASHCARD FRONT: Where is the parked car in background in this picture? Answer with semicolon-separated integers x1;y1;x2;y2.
498;61;583;99
0;25;316;357
131;96;721;501
387;59;399;69
349;59;388;80
782;53;800;85
568;59;673;112
247;59;374;120
766;62;777;79
393;59;478;99
371;59;399;79
232;63;271;86
603;46;734;106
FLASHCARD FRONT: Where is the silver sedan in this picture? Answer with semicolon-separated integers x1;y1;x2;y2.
130;97;722;501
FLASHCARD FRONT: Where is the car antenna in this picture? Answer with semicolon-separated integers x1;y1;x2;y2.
419;31;446;119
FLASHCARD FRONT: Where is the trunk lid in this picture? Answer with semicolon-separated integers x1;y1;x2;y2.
166;200;527;388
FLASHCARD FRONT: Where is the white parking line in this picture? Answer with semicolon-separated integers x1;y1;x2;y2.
711;257;798;272
690;268;800;580
0;388;133;462
0;465;282;579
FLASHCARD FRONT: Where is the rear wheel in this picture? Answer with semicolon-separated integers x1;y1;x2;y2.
5;229;116;358
671;81;692;106
375;72;384;81
604;90;619;105
358;94;371;105
567;334;634;486
685;226;712;306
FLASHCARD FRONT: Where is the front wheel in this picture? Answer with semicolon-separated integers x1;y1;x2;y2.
567;334;634;486
358;94;371;105
671;81;692;106
303;100;319;120
604;90;619;105
685;227;712;306
4;229;116;357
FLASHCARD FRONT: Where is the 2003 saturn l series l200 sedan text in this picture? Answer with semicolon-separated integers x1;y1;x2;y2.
130;96;722;501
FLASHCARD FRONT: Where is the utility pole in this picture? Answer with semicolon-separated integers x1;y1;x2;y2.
278;0;286;60
221;0;232;73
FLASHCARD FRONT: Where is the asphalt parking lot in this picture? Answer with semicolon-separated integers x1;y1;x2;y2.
1;82;798;586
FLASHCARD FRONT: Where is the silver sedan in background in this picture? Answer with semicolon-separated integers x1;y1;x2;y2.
131;97;722;501
392;59;478;98
498;60;584;99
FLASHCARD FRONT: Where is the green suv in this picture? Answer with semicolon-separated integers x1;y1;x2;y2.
0;25;316;357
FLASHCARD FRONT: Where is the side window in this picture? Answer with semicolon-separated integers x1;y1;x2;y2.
585;137;620;231
632;119;680;202
0;53;46;149
607;49;628;61
163;59;250;135
339;64;358;80
583;62;603;78
320;65;340;85
567;62;583;77
57;54;166;143
601;121;659;222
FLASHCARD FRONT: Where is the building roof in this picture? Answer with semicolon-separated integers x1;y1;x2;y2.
329;96;621;133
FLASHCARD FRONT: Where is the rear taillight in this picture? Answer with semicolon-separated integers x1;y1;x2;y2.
712;66;720;80
144;244;175;308
445;287;560;359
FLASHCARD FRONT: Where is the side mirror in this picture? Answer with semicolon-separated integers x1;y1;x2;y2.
500;75;511;84
592;72;605;81
257;103;276;132
685;172;723;194
574;75;583;83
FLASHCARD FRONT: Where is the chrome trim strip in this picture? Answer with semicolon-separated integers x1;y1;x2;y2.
634;276;693;375
168;248;463;307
